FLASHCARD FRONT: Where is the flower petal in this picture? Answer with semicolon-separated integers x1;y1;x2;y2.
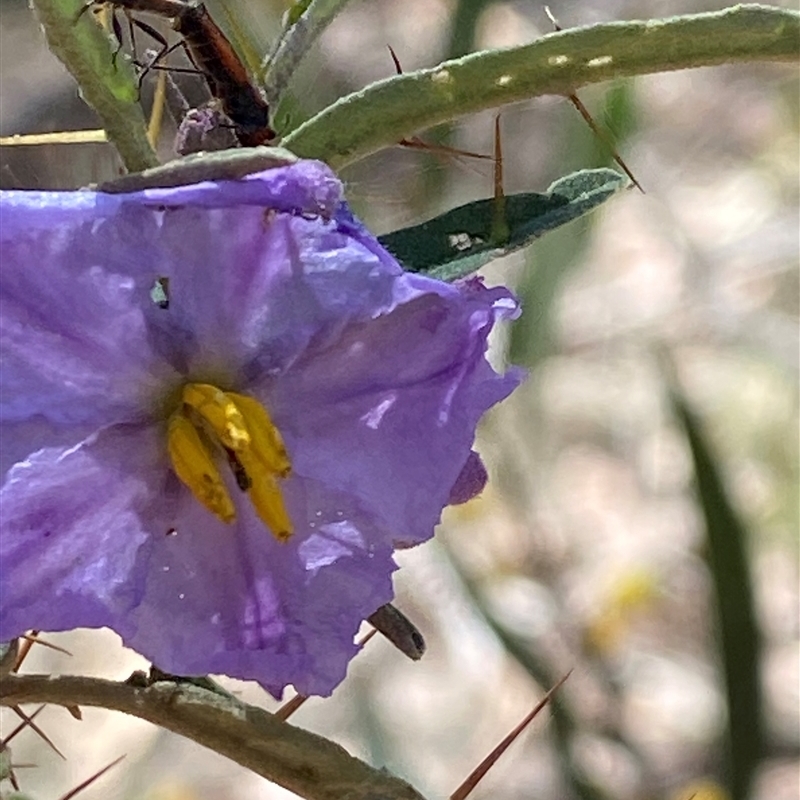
125;475;395;697
0;421;395;697
0;424;162;640
0;161;524;698
0;196;179;425
448;450;489;505
135;210;407;380
266;277;522;545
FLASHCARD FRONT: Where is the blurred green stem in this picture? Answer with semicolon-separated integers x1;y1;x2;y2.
284;4;799;167
441;541;616;800
447;0;492;58
668;379;763;800
263;0;354;108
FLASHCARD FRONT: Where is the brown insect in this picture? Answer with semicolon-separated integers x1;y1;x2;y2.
85;0;275;146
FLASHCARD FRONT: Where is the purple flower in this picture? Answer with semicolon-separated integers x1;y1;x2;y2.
0;160;522;697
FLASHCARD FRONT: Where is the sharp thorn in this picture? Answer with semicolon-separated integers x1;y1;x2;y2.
58;754;126;800
2;705;46;746
275;629;378;721
449;670;573;800
387;43;403;75
10;705;66;760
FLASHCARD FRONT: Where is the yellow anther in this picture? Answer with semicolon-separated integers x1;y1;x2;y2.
169;383;294;541
246;468;293;542
228;391;291;478
167;411;236;523
182;383;250;451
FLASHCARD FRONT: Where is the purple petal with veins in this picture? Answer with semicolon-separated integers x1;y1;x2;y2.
0;159;522;697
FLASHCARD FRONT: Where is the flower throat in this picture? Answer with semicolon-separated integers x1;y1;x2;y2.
167;383;292;541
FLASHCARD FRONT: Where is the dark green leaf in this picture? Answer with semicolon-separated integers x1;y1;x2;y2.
378;168;627;281
669;383;762;800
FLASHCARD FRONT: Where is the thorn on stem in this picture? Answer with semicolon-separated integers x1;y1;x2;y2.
13;631;39;672
10;705;66;760
58;754;126;800
2;705;46;747
20;634;72;658
543;7;644;193
387;44;491;164
490;114;509;246
449;670;573;800
387;43;403;76
275;629;378;721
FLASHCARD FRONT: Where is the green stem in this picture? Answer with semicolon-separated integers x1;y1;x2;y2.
31;0;157;172
283;4;799;168
263;0;355;109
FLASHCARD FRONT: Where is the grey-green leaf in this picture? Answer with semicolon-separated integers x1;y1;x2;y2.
94;146;298;192
283;5;799;168
379;168;627;281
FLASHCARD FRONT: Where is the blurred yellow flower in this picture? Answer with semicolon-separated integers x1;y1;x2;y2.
671;778;731;800
585;568;660;655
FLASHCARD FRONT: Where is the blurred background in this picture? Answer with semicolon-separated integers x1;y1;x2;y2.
1;0;797;798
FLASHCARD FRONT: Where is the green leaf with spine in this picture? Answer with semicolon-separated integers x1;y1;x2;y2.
379;168;627;281
284;5;799;169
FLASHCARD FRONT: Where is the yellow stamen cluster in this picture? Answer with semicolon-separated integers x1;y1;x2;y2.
167;383;293;541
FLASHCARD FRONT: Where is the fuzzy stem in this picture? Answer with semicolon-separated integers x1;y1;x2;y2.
30;0;157;172
283;4;800;168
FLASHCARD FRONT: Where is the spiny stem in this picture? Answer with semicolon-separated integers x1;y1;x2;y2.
0;673;428;800
450;671;573;800
284;5;800;168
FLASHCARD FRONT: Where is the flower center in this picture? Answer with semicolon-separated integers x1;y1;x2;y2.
166;383;293;541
